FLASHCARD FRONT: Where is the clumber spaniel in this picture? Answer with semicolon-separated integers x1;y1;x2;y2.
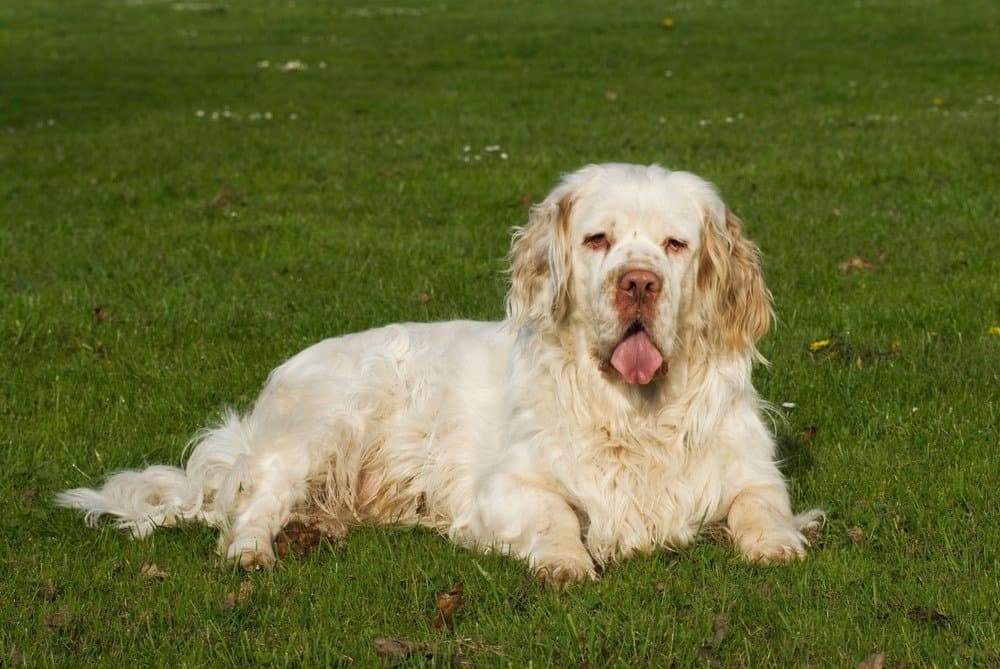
59;163;821;585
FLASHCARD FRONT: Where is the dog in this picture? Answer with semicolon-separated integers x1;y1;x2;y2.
58;163;821;586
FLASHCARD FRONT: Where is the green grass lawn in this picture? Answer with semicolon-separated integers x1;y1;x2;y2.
2;0;997;666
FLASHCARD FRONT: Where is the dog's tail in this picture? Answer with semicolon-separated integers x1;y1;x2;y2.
56;409;252;538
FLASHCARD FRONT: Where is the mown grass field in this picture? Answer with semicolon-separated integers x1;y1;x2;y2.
2;0;997;666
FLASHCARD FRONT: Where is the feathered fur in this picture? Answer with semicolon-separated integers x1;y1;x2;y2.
58;163;821;585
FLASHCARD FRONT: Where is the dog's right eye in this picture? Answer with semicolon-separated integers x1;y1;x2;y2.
583;233;610;251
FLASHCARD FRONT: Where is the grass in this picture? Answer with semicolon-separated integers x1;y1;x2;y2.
1;0;997;666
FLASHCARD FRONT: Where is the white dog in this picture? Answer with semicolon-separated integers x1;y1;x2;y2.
59;163;821;585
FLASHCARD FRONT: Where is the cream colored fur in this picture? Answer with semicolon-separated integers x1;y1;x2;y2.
58;163;821;585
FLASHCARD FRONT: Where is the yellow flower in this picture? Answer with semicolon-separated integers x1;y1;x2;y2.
661;17;675;28
990;326;1000;336
809;339;832;352
931;97;944;106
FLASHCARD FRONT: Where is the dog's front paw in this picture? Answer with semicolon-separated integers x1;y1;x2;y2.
735;522;809;564
533;553;598;588
225;530;276;571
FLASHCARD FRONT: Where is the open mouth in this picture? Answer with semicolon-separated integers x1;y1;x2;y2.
604;322;668;386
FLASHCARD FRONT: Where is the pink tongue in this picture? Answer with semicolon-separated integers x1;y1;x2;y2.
610;330;663;385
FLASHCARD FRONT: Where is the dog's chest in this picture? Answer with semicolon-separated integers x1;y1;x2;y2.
567;427;718;559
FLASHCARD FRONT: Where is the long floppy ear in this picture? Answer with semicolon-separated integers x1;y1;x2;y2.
697;207;774;355
505;189;574;330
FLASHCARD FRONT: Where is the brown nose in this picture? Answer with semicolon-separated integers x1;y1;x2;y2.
618;269;662;303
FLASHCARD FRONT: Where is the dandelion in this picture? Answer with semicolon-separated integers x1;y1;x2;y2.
989;326;1000;336
809;339;832;352
661;17;675;29
931;97;944;106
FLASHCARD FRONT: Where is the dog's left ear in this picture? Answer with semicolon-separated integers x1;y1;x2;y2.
697;206;774;354
506;190;574;330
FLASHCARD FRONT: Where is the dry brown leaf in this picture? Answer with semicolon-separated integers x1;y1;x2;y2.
654;580;666;593
7;648;25;667
222;581;254;610
43;605;73;632
431;582;464;630
139;562;168;580
20;486;38;507
94;306;112;323
36;582;60;602
856;651;886;669
907;606;949;624
697;645;720;667
372;636;427;662
839;251;886;272
800;425;819;444
710;612;729;645
417;292;432;304
519;191;534;208
847;526;865;546
274;521;326;558
209;188;243;209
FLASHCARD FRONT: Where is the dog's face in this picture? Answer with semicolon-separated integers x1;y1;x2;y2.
508;163;772;386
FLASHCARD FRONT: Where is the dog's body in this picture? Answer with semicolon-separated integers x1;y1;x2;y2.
59;164;820;585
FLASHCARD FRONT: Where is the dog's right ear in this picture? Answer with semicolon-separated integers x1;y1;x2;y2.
506;189;575;330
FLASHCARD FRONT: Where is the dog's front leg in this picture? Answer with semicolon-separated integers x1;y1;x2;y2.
725;483;823;563
469;471;596;587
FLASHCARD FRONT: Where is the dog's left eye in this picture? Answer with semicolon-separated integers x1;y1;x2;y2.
664;238;688;253
584;233;611;251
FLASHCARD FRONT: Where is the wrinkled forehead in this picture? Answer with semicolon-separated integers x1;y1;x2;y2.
571;171;705;242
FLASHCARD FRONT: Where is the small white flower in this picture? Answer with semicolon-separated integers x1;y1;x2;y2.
196;110;205;117
289;113;299;120
264;112;273;120
781;402;797;409
485;145;500;152
500;152;508;160
257;60;270;68
462;145;471;152
664;69;672;77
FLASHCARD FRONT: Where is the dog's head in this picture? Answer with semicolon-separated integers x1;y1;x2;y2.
507;163;772;386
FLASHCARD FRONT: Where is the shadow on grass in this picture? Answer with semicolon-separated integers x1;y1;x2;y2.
775;427;817;482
